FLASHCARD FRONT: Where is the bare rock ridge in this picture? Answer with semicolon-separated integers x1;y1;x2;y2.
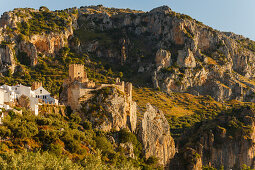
74;5;255;103
81;86;137;132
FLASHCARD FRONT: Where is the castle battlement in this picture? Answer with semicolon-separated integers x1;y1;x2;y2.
66;64;133;110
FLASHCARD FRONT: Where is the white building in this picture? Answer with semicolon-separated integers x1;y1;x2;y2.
0;88;5;108
0;82;58;116
34;86;58;105
12;84;36;98
0;112;3;124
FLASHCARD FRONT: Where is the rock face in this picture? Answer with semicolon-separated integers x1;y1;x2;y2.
170;106;255;170
0;8;77;71
155;49;171;69
0;44;15;73
81;87;137;132
198;108;255;169
138;104;175;166
3;5;255;169
177;47;196;68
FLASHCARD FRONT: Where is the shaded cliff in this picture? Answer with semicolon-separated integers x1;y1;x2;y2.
170;105;255;170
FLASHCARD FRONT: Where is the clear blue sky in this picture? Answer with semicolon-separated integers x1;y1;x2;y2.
0;0;254;40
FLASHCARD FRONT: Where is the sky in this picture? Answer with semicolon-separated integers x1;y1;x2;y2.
0;0;254;40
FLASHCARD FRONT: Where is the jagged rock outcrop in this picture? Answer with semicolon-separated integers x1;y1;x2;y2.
155;49;171;69
70;5;255;103
138;104;175;166
120;142;135;159
198;108;255;169
0;44;15;73
177;47;196;68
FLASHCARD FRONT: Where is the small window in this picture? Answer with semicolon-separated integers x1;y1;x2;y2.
40;90;42;94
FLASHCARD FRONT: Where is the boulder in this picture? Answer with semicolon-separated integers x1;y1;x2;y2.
177;47;196;68
155;49;171;69
150;6;172;14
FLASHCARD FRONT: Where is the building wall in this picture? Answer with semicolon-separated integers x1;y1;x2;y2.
69;64;87;81
0;112;3;124
14;84;33;97
0;89;5;106
68;84;81;111
34;86;50;96
30;97;39;112
34;86;57;104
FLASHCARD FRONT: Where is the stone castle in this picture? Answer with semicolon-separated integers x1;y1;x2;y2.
64;64;133;111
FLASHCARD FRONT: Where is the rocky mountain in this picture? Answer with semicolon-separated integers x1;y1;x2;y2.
1;5;255;169
1;5;255;103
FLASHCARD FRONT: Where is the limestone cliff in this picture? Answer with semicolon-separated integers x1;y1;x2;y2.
80;86;137;132
170;105;255;170
138;104;176;166
0;7;77;72
2;5;255;169
79;86;175;167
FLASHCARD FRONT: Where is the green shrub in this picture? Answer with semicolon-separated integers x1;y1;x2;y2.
94;136;113;153
82;120;92;130
0;151;82;169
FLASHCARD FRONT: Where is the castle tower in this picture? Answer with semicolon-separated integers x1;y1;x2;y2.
69;64;88;82
32;82;42;90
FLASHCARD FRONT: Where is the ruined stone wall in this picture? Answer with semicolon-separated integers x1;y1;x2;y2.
39;104;66;116
67;84;81;111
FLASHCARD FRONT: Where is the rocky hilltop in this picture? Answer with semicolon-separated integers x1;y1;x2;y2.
1;5;255;103
1;5;255;169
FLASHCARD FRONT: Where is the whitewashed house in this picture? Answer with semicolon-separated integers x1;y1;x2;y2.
1;85;16;103
34;86;58;105
0;82;58;116
12;84;39;115
0;111;3;124
0;88;5;108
